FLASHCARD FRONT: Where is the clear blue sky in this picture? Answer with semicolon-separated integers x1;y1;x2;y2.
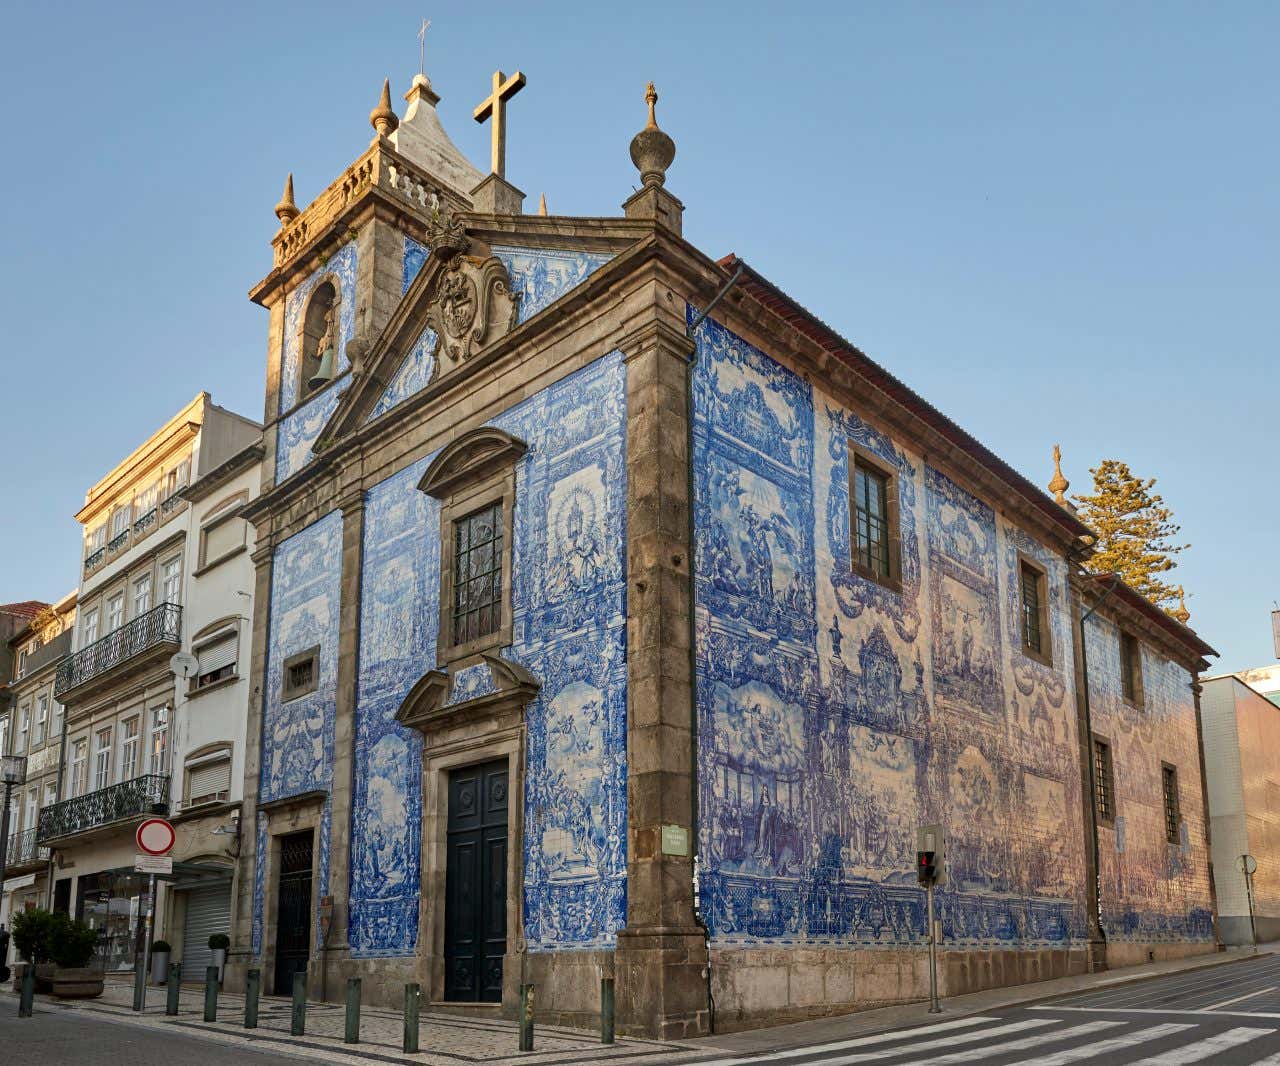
1;2;1275;672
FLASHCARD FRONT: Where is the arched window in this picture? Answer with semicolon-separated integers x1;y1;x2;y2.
299;280;339;399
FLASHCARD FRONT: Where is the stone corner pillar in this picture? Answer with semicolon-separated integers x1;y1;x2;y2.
614;312;710;1039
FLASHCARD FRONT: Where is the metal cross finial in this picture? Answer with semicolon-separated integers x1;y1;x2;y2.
418;18;431;76
473;69;526;178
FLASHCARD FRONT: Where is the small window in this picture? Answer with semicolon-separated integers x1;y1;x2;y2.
1093;736;1116;824
848;446;900;590
120;717;140;781
282;646;320;702
1018;558;1051;664
161;556;182;604
133;573;152;617
1120;630;1143;705
185;751;232;807
107;593;125;633
1162;764;1181;844
34;694;48;745
452;503;505;647
193;630;238;691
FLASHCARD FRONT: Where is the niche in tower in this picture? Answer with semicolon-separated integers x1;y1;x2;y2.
299;279;340;400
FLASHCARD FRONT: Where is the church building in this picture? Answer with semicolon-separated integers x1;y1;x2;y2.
225;62;1219;1037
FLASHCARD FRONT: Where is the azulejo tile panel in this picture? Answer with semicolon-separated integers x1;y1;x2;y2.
490;246;613;325
692;308;1088;951
345;350;628;956
365;238;437;424
252;511;343;956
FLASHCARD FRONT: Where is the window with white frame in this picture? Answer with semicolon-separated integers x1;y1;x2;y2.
111;504;131;538
24;787;37;833
44;780;57;808
107;593;124;632
137;483;158;517
17;704;29;752
71;738;88;797
193;627;238;691
185;748;232;807
51;696;63;741
0;717;8;757
89;524;107;553
166;457;191;499
149;706;169;775
133;573;153;616
119;716;140;781
94;727;113;790
161;556;182;604
83;607;99;646
34;694;48;746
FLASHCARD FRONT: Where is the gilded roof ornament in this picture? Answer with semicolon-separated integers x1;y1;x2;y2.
370;78;400;138
274;172;300;225
1171;587;1191;625
1049;443;1071;507
629;81;676;188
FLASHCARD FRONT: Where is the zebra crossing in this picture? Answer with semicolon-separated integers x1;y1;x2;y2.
688;1012;1280;1065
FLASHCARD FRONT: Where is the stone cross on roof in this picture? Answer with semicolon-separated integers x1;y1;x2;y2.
473;69;526;179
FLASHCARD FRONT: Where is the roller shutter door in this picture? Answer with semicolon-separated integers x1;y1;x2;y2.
181;883;231;980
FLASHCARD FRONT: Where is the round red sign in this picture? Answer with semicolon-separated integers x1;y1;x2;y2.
136;818;176;856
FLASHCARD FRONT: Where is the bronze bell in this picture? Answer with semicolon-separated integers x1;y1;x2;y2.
308;344;336;390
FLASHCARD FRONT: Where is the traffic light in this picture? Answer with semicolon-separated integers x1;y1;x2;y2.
917;850;937;885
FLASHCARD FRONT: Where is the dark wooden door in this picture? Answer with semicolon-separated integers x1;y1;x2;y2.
273;830;313;994
444;760;508;1002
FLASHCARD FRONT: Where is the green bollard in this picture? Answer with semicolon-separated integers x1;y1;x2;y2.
166;962;182;1015
600;977;615;1045
204;965;219;1021
403;983;420;1053
291;972;307;1036
344;977;361;1044
245;969;260;1028
18;964;35;1018
519;982;535;1052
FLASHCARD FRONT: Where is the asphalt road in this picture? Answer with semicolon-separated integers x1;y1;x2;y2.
689;954;1280;1065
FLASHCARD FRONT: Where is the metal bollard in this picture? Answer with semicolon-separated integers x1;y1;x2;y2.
245;969;260;1028
166;962;182;1015
600;977;615;1044
519;982;535;1052
133;950;147;1011
345;977;361;1044
204;965;219;1021
18;964;35;1018
403;983;420;1053
291;972;307;1036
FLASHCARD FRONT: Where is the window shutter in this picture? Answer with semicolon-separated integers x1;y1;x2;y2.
203;519;244;564
195;633;237;676
187;758;231;804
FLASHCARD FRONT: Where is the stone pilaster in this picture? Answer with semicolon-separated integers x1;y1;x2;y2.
615;314;710;1039
225;538;275;992
470;173;525;215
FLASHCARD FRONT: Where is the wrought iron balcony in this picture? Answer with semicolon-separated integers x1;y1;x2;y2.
133;507;158;537
37;774;169;843
5;826;49;868
160;489;187;516
54;602;182;699
84;546;106;573
107;529;130;553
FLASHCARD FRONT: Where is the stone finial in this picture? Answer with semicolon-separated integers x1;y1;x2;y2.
1049;444;1071;506
629;81;676;188
538;192;548;216
1171;587;1191;625
274;172;300;224
370;78;400;138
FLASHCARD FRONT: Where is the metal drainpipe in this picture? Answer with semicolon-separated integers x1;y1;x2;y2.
45;672;71;910
683;263;743;1033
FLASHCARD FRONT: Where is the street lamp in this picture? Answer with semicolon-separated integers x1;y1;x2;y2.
0;754;29;980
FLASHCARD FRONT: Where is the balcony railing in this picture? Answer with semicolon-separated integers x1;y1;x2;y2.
132;507;158;537
160;488;187;516
54;602;182;698
107;529;130;553
84;546;106;573
6;826;50;868
37;774;170;843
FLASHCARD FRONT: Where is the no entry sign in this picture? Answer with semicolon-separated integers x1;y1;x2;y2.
136;817;176;856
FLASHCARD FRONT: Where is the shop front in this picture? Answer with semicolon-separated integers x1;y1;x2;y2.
75;869;157;972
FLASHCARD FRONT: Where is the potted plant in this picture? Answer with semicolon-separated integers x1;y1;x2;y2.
208;933;230;982
11;908;59;992
151;939;172;985
47;913;102;999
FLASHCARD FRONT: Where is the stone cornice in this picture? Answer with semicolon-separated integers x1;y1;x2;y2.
181;442;264;504
1071;570;1216;673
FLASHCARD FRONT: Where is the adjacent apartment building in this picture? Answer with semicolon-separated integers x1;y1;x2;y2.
38;393;261;976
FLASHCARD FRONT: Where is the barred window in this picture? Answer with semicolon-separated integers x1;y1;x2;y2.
453;502;504;646
1020;561;1044;657
1162;764;1181;844
849;448;900;590
1093;737;1116;824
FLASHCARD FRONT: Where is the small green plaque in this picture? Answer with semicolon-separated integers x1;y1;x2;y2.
661;823;689;856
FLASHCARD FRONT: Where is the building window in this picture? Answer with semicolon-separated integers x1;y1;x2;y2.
110;505;131;539
1162;763;1181;844
119;717;140;781
162;556;182;604
44;781;57;808
185;749;232;807
51;695;63;740
89;524;107;553
1018;558;1051;664
107;593;125;633
17;704;29;753
1093;736;1116;824
94;727;113;791
71;738;88;797
1120;630;1143;705
148;706;169;775
24;787;37;834
83;607;100;646
452;503;505;648
282;646;320;702
193;628;238;690
34;694;48;746
848;446;900;589
133;573;152;617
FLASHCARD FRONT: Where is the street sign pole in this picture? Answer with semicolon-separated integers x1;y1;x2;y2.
926;879;940;1013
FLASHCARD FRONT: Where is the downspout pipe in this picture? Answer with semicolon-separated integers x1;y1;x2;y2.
45;668;71;911
683;263;743;1033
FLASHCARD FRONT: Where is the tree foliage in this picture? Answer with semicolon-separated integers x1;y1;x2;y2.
1074;459;1188;611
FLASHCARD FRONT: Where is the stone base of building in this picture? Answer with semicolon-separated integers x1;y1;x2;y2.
709;945;1090;1032
1102;940;1218;969
616;928;712;1040
1217;915;1280;947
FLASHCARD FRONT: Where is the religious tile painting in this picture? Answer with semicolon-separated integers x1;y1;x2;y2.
365;237;437;424
1085;614;1214;943
345;350;628;956
491;246;613;324
692;308;1088;951
275;241;358;481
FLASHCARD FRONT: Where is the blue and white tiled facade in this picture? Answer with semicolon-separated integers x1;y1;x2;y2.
492;246;612;326
691;309;1091;951
366;238;436;424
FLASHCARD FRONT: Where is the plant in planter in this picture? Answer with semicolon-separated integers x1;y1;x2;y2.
46;914;102;999
11;908;59;992
151;939;172;985
208;933;230;983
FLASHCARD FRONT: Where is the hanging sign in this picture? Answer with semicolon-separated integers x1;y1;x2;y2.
136;817;176;856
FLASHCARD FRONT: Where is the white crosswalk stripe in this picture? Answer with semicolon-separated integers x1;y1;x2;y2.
1125;1025;1274;1064
804;1019;1059;1065
906;1021;1121;1064
1000;1023;1195;1065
